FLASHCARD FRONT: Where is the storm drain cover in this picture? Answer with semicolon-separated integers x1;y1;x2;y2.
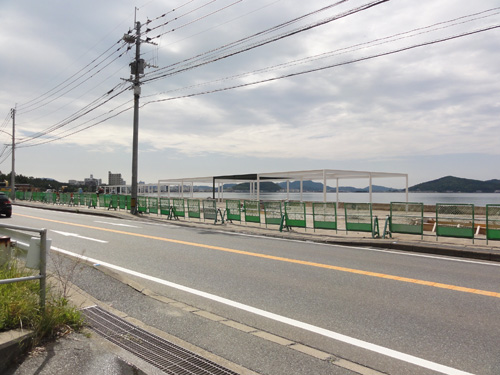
82;305;239;375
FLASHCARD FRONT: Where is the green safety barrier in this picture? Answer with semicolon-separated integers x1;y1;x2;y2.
148;197;158;214
61;193;71;205
98;194;105;208
25;191;32;201
108;195;118;210
88;194;97;208
389;202;424;238
202;200;217;222
137;196;148;213
486;204;500;243
187;199;201;219
226;200;241;222
244;200;261;223
103;194;111;208
16;191;24;200
263;201;282;227
284;202;306;229
312;202;337;231
344;203;379;238
172;198;185;218
118;195;127;210
436;203;474;239
159;197;170;216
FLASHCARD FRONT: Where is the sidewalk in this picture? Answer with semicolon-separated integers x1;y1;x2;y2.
2;200;500;374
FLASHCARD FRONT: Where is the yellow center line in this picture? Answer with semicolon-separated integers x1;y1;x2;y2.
17;213;500;299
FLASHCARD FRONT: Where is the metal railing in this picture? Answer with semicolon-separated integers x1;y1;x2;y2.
0;223;49;310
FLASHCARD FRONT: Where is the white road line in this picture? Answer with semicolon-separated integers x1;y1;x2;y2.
51;230;108;243
52;246;474;375
94;220;141;228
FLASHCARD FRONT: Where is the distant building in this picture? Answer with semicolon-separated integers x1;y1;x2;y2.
108;171;125;186
84;174;102;186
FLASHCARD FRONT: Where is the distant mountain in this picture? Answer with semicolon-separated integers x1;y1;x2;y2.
229;182;281;192
277;180;330;191
277;180;396;192
409;176;500;193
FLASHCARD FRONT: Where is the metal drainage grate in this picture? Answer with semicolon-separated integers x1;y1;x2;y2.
82;305;239;375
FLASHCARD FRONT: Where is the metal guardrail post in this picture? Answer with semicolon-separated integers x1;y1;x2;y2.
0;224;48;312
39;228;47;311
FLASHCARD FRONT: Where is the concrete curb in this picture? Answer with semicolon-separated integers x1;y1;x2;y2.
0;329;34;369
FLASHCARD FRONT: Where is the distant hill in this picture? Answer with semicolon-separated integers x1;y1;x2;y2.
229;182;281;192
277;180;396;192
409;176;500;193
277;180;330;191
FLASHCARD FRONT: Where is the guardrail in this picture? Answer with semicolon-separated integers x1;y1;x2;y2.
0;224;50;310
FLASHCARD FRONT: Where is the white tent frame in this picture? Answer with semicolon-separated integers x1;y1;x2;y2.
158;169;408;204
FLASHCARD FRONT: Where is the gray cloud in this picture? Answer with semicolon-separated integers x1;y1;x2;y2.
1;0;499;185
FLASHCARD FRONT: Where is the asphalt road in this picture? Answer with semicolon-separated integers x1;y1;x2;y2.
7;205;500;375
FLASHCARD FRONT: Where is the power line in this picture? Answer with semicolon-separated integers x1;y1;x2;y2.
17;41;130;115
16;84;130;146
142;24;500;106
142;0;387;84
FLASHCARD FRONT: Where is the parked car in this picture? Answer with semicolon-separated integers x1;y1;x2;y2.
0;193;12;217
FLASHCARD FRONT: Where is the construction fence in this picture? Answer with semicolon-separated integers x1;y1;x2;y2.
13;191;500;243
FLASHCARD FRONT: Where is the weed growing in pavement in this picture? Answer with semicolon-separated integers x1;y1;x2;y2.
49;250;86;300
0;258;84;347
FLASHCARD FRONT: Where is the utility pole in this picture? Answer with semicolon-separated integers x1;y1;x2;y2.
10;108;15;201
123;15;156;214
131;21;141;215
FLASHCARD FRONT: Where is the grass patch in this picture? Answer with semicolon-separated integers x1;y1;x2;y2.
0;259;84;347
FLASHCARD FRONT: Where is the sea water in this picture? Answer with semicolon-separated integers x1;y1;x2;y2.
162;191;500;207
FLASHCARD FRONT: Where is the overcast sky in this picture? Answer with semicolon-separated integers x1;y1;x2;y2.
1;0;499;188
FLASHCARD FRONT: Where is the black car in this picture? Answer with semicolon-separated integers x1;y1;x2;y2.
0;193;12;217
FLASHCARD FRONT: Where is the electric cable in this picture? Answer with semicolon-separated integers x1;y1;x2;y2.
142;24;500;107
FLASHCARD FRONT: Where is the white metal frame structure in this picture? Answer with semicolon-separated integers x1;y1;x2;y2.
157;169;409;204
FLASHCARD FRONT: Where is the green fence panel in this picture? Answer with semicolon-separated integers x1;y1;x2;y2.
108;195;118;210
62;193;71;205
285;202;306;228
436;203;474;239
137;196;148;213
15;191;24;200
187;199;201;219
103;194;111;208
263;201;283;227
244;200;261;223
98;194;105;208
89;194;97;208
312;202;337;231
25;191;32;201
344;203;373;233
486;204;500;242
148;197;158;214
390;202;424;235
172;198;185;217
203;200;217;222
48;193;56;204
118;195;127;209
226;200;241;222
160;198;170;216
